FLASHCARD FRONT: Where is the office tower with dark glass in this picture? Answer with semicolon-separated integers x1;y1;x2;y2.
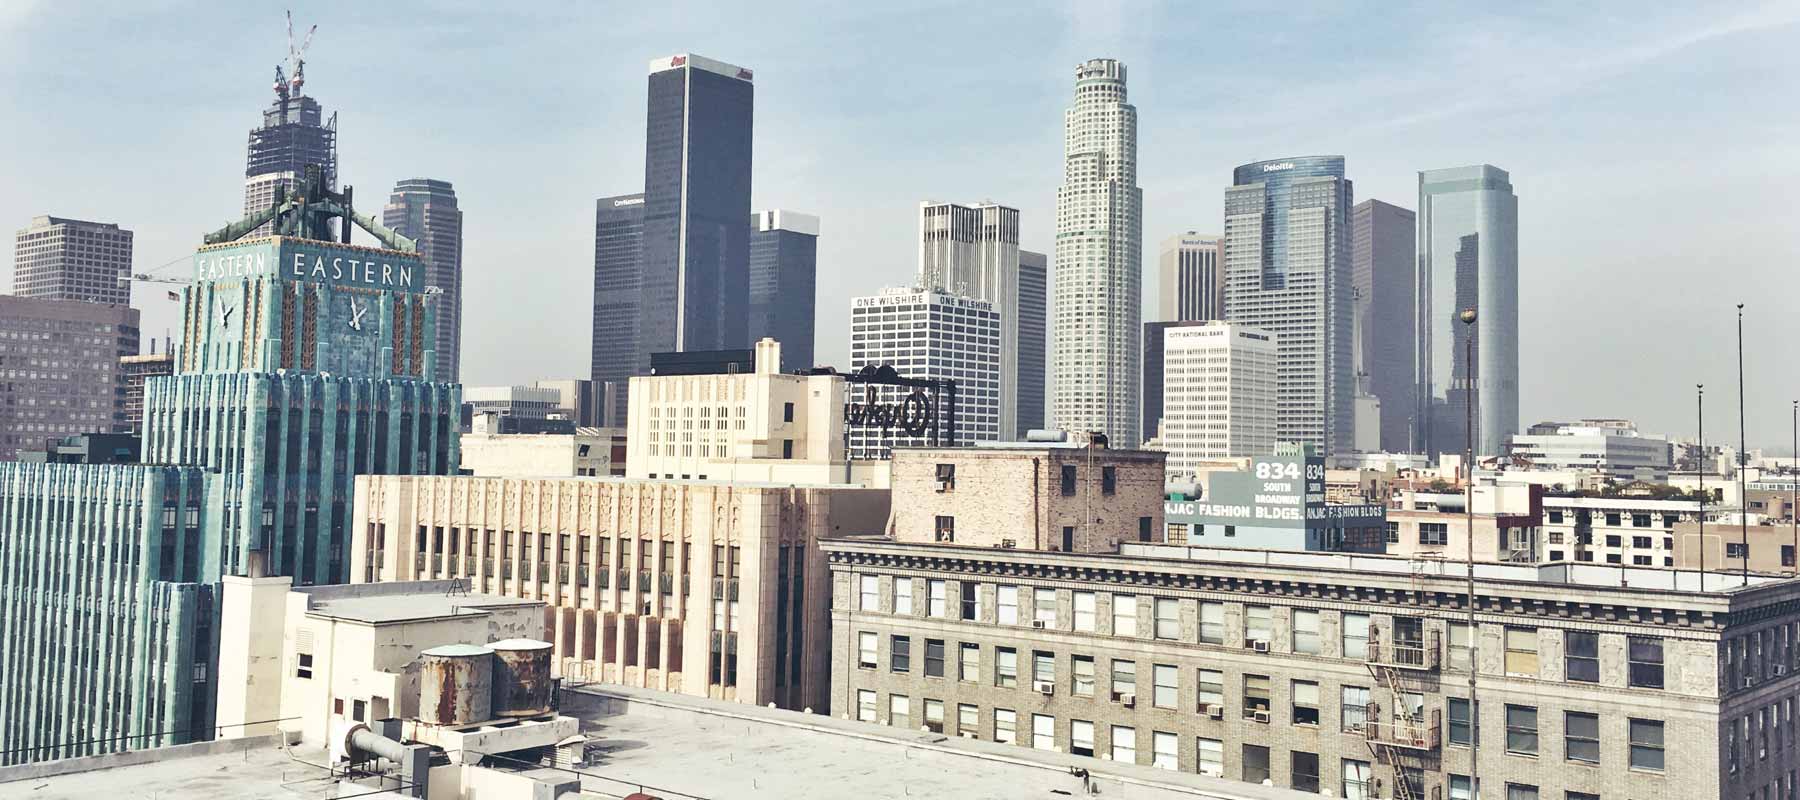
640;53;754;360
749;210;819;373
917;201;1023;438
243;71;336;236
1222;156;1354;456
1417;165;1518;458
1157;232;1222;322
1053;58;1141;444
383;178;464;383
1351;200;1416;453
1017;250;1047;436
592;193;646;427
12;216;134;305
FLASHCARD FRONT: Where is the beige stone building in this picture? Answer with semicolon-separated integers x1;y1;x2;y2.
888;437;1166;553
352;474;889;713
459;427;626;478
829;536;1800;800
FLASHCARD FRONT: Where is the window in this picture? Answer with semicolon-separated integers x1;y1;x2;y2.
1564;712;1599;764
1198;738;1224;777
859;574;878;610
1449;697;1477;746
924;699;944;733
1102;465;1117;494
957;703;978;737
1420;523;1448;545
1198;669;1225;713
782;402;794;423
1071;720;1095;756
1630;719;1665;771
1111;726;1137;764
1035;588;1057;627
1033;651;1056;685
1606;512;1621;526
960;582;977;620
894;577;914;615
890;635;911;673
1505;705;1539;755
994;709;1016;744
1567;793;1596;800
858;632;877;668
1153;731;1178;770
1111;659;1137;698
1113;594;1137;636
1548;510;1564;523
1385;521;1400;543
1243;743;1270;784
1073;591;1096;632
1293;609;1321;655
1729;542;1749;559
997;586;1018;625
1504;628;1539;676
1061;526;1074;551
1343;613;1370;660
934;462;954;488
925;639;945;678
1139;515;1153;542
1629;637;1665;688
995;647;1017;688
1291;751;1320;793
1033;713;1056;751
1342;686;1370;733
1243;674;1271;718
1506;784;1538;800
857;689;876;722
1449;622;1473;671
1060;465;1077;495
1449;775;1479;800
296;652;314;679
782;439;794;459
1073;655;1096;696
1564;631;1599;682
1245;605;1272;645
927;580;946;617
1154;598;1179;640
1342;759;1373;800
889;694;910;728
1153;664;1178;709
934;515;955;542
1292;680;1320;725
959;642;979;682
1199;601;1225;644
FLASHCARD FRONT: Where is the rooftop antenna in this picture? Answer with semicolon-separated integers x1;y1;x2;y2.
286;10;317;98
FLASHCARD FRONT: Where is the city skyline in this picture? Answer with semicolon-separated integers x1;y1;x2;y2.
3;2;1800;444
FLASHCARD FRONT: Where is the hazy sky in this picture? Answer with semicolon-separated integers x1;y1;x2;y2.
4;1;1799;449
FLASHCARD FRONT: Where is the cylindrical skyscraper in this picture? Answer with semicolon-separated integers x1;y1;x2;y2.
1053;58;1142;444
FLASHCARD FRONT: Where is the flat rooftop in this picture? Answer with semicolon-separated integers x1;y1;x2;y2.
298;580;544;624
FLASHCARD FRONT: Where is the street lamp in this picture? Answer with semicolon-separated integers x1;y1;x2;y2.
1458;306;1478;795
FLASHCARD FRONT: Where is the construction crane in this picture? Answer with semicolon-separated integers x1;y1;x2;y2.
284;10;317;99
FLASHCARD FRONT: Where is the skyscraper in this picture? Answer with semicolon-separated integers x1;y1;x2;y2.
917;201;1022;437
1016;250;1048;436
12;216;133;304
592;193;645;427
1222;156;1355;456
849;288;999;458
1350;200;1416;453
383;178;464;383
1053;58;1141;444
243;72;336;235
1141;319;1207;446
1156;232;1222;322
1161;322;1277;474
640;53;754;359
1416;165;1519;458
749;209;819;373
0;296;138;458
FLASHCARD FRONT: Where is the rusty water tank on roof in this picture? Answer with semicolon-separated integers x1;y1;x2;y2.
419;643;493;725
489;638;554;717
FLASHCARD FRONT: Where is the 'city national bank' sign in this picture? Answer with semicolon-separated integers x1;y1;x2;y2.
193;239;422;292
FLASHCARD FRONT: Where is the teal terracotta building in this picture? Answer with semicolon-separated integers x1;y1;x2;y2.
0;234;459;764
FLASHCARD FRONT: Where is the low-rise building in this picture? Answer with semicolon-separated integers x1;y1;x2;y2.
827;534;1797;800
352;473;890;714
1164;446;1386;553
1508;421;1672;483
1383;485;1544;563
1539;496;1699;568
459;427;626;478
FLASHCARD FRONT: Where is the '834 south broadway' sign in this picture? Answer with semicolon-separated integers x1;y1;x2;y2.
193;239;425;293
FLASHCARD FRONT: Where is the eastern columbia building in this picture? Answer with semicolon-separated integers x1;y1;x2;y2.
0;170;460;765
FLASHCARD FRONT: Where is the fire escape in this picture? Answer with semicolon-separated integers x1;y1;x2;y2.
1363;561;1444;800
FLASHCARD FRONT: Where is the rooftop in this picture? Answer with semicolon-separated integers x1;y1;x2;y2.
296;580;543;624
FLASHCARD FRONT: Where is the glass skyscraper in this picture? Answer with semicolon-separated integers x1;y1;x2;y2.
1416;165;1518;458
640;54;754;357
592;192;645;426
383;178;464;383
748;209;819;373
1222;156;1355;455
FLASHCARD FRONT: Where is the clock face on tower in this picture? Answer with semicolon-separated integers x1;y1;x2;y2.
348;297;368;331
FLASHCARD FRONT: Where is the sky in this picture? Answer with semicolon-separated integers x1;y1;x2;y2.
3;1;1799;449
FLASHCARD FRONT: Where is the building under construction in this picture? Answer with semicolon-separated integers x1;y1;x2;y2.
242;12;337;234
